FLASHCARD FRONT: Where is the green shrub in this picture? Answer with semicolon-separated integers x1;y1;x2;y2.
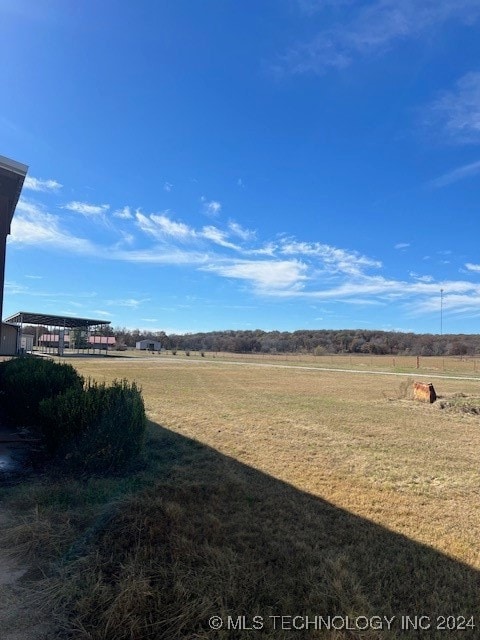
39;379;146;472
0;356;84;427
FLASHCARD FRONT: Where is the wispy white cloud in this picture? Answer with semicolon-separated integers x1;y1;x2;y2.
430;159;480;188
163;182;173;192
133;213;381;280
4;281;29;295
229;221;256;241
208;201;222;216
5;280;98;300
409;272;434;282
245;242;277;256
134;212;258;256
425;72;480;144
285;274;480;312
5;280;98;307
203;259;308;291
202;198;222;216
58;309;88;317
414;290;480;314
280;240;381;275
10;194;480;320
24;176;62;192
111;246;209;266
465;262;480;272
64;201;110;216
11;200;96;254
93;309;113;317
105;298;150;309
201;225;240;250
136;212;196;241
394;242;410;250
113;206;134;219
278;1;480;75
117;231;135;245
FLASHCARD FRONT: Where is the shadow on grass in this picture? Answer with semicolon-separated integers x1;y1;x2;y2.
26;421;480;638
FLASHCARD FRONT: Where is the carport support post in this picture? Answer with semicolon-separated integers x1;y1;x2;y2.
58;328;65;357
17;313;23;354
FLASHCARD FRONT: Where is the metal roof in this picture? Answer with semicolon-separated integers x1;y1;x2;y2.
4;311;111;329
0;155;28;176
0;154;28;233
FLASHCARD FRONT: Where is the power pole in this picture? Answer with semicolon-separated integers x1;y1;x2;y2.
440;288;444;336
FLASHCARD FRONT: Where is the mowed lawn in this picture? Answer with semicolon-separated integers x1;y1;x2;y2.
73;356;480;569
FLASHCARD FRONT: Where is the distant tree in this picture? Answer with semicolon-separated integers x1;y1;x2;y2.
448;340;469;356
71;328;88;349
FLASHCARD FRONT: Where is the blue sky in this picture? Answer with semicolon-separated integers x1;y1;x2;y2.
2;0;480;334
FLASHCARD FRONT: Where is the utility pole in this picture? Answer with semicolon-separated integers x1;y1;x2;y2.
440;288;444;336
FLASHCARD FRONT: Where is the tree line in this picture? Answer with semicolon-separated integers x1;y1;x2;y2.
110;328;479;356
22;325;480;356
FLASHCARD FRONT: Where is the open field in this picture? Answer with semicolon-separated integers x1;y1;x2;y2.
70;356;480;563
104;350;480;376
2;355;480;638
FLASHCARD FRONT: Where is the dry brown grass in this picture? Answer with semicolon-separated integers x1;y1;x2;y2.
38;425;480;639
105;349;480;375
120;350;480;376
2;355;480;638
69;357;480;562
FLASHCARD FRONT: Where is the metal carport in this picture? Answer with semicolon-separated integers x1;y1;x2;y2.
4;311;112;356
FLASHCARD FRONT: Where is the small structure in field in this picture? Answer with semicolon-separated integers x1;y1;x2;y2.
413;381;437;403
136;339;162;351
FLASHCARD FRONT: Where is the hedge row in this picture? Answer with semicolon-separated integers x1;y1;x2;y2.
0;356;146;472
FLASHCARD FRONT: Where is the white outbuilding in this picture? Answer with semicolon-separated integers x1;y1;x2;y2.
136;339;162;351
